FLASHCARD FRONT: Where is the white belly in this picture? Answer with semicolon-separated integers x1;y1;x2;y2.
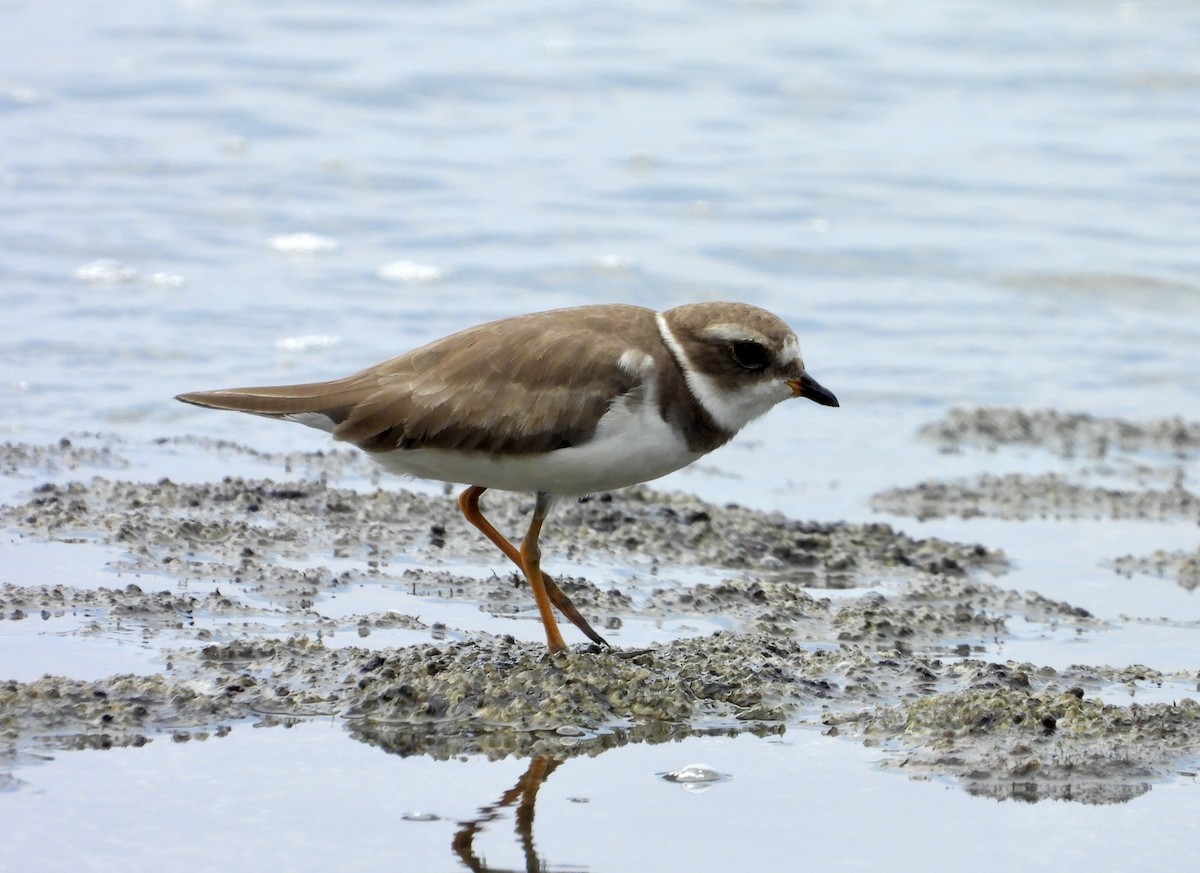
369;397;701;495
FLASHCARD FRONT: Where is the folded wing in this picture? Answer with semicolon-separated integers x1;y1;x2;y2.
176;306;659;456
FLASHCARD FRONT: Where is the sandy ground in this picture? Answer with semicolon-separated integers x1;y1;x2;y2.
2;408;1198;804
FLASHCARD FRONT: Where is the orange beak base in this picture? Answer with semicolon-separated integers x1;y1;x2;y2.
789;374;839;407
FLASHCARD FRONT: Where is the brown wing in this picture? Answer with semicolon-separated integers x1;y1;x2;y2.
176;304;662;456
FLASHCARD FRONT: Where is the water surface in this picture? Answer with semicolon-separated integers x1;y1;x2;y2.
3;1;1200;870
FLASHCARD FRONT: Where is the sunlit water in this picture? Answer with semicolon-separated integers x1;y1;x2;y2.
3;0;1200;870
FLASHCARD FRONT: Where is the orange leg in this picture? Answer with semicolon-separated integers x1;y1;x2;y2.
458;486;608;649
519;493;566;652
458;486;523;566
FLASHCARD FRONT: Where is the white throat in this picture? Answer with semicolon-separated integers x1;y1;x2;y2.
655;312;792;433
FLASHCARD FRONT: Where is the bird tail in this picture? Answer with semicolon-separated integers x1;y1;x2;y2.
175;380;366;433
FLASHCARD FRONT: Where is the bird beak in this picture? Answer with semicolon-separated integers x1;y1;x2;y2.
788;373;839;407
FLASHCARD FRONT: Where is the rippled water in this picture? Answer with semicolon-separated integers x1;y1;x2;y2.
4;1;1200;870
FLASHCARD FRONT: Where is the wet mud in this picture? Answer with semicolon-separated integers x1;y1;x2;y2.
917;407;1200;459
2;412;1199;805
873;407;1200;592
1109;547;1200;593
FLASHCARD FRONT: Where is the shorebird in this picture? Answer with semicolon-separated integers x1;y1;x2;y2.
177;302;838;652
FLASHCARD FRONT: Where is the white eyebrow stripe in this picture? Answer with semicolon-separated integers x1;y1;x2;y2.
781;335;801;365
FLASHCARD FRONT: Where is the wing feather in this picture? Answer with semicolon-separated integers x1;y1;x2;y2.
176;305;664;456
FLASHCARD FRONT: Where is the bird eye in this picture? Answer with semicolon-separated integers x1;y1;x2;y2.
729;340;770;371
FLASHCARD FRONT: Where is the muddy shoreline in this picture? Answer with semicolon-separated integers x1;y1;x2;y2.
2;408;1198;804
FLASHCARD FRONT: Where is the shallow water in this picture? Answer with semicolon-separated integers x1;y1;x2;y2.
6;721;1200;873
4;0;1200;870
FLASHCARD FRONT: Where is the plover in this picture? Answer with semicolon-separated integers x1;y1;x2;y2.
177;302;838;652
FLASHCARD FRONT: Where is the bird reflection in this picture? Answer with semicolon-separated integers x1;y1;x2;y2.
452;755;583;873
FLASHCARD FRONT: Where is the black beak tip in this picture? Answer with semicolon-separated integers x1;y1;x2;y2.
798;374;839;408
